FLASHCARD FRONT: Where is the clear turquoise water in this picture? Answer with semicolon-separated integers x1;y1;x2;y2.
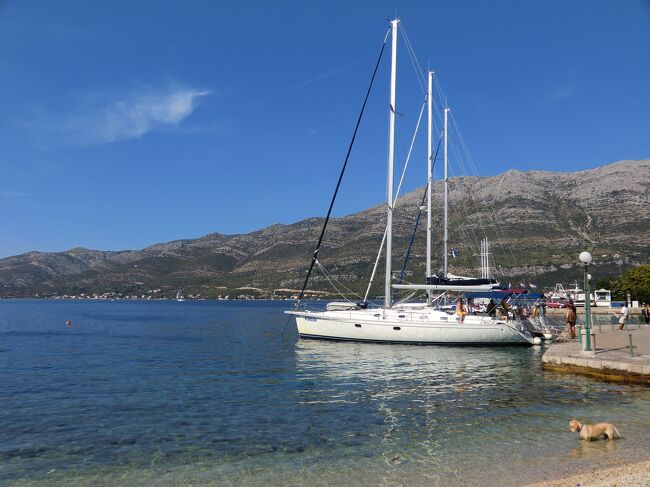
1;300;649;486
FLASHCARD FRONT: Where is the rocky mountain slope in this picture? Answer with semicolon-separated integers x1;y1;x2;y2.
1;159;648;298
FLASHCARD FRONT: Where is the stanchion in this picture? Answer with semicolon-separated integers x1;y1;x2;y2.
628;334;634;358
591;333;596;351
577;325;582;344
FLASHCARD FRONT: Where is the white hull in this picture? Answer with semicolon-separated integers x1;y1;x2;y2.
286;308;535;345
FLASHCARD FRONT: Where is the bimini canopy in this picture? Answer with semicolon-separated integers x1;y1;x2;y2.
463;290;541;301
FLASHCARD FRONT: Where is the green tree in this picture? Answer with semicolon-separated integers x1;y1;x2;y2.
614;264;650;303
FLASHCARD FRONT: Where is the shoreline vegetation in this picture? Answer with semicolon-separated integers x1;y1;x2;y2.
525;458;650;487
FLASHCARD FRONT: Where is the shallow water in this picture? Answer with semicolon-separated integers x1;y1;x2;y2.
1;300;649;486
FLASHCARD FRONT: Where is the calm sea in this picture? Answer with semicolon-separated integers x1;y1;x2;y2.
1;300;649;486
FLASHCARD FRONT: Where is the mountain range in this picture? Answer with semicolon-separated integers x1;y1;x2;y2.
1;159;648;299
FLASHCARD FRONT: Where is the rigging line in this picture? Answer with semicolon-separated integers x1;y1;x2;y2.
446;147;483;269
398;137;443;283
280;26;390;338
316;260;367;302
430;71;519;283
364;126;445;302
448;110;523;282
293;27;389;305
395;97;427;201
432;72;449;112
316;260;364;302
400;22;428;94
430;81;516;279
442;147;485;276
361;97;428;302
447;150;498;278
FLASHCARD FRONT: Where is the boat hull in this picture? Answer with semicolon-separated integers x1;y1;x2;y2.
286;309;534;345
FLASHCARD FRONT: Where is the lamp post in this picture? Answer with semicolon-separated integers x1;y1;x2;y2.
579;251;593;352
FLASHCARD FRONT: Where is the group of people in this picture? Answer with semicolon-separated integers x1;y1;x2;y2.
566;299;628;339
453;295;650;334
565;300;649;339
454;297;515;323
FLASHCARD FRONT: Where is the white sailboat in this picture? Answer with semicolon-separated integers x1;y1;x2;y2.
285;20;537;345
176;290;185;302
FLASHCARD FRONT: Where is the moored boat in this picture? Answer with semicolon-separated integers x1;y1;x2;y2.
285;19;538;346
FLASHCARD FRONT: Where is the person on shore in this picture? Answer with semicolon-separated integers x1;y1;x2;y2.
565;300;577;339
486;299;497;317
643;302;650;325
455;297;467;323
617;302;629;330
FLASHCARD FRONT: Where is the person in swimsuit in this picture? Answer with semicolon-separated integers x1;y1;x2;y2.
455;297;467;324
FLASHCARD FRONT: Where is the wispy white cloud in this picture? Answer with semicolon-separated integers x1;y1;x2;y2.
2;191;29;198
72;88;210;144
18;85;211;147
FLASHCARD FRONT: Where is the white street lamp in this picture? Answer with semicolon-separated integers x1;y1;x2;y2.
579;251;593;353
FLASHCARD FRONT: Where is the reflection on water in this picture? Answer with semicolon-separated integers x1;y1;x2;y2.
290;339;650;486
0;300;649;487
570;437;617;459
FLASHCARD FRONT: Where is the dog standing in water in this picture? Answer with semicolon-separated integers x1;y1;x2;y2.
569;419;621;441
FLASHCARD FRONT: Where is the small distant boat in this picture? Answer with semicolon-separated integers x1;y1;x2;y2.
594;288;612;308
566;281;595;307
176;290;185;302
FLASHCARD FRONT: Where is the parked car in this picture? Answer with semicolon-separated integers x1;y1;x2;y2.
545;298;569;308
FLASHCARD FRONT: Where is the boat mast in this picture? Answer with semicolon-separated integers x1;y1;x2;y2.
385;18;398;309
480;238;490;279
485;237;491;279
443;107;449;278
426;70;433;305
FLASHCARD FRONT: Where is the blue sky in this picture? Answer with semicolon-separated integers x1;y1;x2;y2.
1;0;649;258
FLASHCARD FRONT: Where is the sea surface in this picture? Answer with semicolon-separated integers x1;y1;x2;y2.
1;300;649;486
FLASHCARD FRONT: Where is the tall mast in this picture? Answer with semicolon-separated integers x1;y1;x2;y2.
384;18;398;309
480;239;484;278
481;238;489;278
443;107;449;278
426;71;433;305
486;239;490;279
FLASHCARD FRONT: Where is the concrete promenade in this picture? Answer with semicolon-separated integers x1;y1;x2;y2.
545;307;644;316
542;324;650;384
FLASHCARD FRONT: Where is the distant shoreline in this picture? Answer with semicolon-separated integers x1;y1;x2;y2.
0;297;646;313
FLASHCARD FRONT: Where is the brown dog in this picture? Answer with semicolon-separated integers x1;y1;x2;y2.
569;419;621;441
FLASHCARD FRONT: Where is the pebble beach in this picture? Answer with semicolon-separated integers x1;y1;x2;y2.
526;459;650;487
